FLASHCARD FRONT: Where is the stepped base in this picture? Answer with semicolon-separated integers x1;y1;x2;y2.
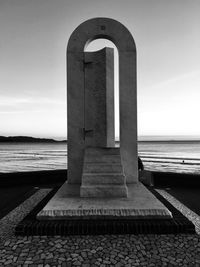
37;182;172;220
81;147;128;198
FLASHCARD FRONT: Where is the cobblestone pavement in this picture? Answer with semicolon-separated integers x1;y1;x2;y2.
0;189;200;266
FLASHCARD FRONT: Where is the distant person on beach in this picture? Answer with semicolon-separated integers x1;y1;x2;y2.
138;157;144;171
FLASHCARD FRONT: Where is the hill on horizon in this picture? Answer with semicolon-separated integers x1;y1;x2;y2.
0;136;67;143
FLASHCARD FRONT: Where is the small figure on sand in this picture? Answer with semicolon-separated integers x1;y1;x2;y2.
138;157;144;171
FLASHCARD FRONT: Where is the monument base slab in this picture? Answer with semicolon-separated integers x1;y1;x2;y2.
37;182;172;220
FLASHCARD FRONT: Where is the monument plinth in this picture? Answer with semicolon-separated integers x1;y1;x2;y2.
37;17;172;224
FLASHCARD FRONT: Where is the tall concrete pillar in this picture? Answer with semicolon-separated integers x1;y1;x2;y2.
84;47;115;148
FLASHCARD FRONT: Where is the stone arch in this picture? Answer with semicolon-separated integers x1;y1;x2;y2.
67;17;138;184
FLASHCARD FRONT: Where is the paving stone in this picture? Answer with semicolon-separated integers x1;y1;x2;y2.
1;188;200;266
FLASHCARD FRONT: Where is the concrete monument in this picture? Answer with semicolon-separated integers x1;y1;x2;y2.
37;18;171;222
67;18;138;186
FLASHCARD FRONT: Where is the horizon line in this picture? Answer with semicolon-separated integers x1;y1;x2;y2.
1;134;200;142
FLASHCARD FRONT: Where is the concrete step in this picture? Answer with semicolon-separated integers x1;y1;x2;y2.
84;163;122;173
85;147;120;156
82;173;125;185
80;185;128;198
85;155;121;163
81;147;128;198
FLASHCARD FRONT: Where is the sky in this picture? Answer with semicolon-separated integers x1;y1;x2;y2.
0;0;200;140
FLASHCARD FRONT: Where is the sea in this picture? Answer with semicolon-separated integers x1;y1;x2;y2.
0;142;200;174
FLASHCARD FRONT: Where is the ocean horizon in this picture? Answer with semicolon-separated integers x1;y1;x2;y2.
0;141;200;174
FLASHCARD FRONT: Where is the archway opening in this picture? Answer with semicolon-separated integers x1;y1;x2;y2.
85;39;119;145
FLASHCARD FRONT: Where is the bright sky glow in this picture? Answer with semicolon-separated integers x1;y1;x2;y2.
0;0;200;140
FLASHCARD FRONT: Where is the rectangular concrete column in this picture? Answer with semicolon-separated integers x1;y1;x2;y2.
119;51;138;183
84;47;115;148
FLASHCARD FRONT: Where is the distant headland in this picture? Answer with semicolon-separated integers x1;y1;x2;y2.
0;136;199;143
0;136;67;143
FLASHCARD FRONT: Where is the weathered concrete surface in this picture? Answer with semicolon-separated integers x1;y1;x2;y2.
67;17;138;185
80;147;128;197
37;182;172;220
84;47;115;148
